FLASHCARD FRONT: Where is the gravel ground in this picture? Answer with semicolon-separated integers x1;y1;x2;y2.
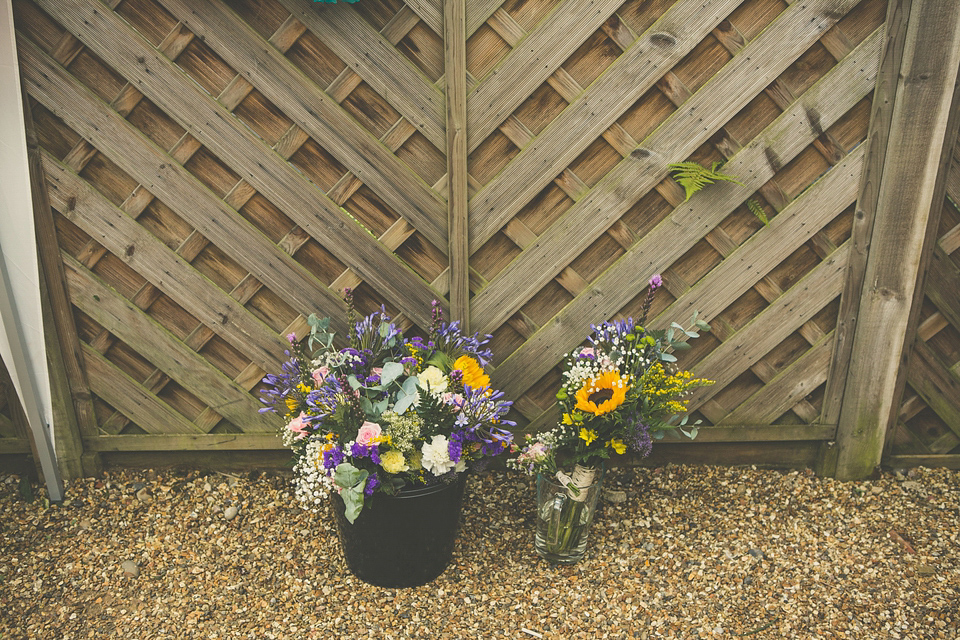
0;463;957;639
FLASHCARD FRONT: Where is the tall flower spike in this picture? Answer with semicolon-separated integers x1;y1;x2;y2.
638;274;662;327
343;287;358;348
429;299;444;345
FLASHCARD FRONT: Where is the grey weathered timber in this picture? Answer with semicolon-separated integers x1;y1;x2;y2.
445;0;469;326
467;0;625;151
17;36;353;338
472;2;871;335
832;0;960;480
28;0;441;329
163;0;449;249
63;257;276;433
489;28;880;397
43;154;288;372
22;94;91;479
468;0;748;250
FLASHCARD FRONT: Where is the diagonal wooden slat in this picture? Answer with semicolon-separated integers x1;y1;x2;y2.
477;25;881;340
160;0;448;252
81;344;204;435
28;0;441;328
467;0;506;37
84;433;284;451
495;138;860;416
905;339;960;438
469;0;747;247
720;333;836;425
400;0;442;35
926;246;960;332
63;257;276;433
685;243;851;410
277;0;446;149
18;36;352;336
42;153;287;372
467;0;626;151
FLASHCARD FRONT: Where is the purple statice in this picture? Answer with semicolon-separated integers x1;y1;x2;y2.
322;445;345;470
629;419;653;458
447;433;463;463
364;473;380;496
350;442;382;465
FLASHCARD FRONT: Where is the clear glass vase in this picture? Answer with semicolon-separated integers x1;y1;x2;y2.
535;465;604;564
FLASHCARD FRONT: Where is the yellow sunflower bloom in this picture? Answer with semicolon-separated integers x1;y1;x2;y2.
575;370;630;416
454;355;491;390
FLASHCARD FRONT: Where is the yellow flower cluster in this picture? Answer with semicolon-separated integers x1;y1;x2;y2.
454;355;490;390
640;362;712;413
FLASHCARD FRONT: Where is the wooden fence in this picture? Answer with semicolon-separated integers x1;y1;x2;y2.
6;0;960;480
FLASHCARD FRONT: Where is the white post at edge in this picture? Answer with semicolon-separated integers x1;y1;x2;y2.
0;0;64;501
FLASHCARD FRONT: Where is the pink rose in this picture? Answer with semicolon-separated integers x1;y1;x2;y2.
287;412;309;440
356;421;382;445
311;366;330;387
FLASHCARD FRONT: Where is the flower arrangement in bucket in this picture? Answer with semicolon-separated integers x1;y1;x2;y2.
509;275;713;564
260;291;514;586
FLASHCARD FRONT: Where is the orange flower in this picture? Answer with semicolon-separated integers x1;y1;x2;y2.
575;370;630;416
454;355;490;391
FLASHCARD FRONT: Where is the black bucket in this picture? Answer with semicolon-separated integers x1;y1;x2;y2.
331;474;468;588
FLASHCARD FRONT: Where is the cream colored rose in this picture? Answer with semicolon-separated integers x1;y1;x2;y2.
380;450;409;474
417;365;448;394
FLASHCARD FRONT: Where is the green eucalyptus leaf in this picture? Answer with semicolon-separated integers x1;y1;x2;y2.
380;362;404;386
660;352;677;363
672;341;691;351
347;375;363;390
695;320;712;332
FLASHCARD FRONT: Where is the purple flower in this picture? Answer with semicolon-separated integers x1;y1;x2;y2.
649;274;663;290
448;436;463;463
364;473;380;496
286;332;297;344
629;419;653;458
322;446;345;470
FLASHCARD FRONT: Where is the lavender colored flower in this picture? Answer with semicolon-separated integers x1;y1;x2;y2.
649;273;663;290
447;435;463;463
364;473;380;496
322;446;345;470
629;419;653;458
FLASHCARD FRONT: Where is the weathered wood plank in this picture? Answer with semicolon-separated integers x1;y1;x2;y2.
81;343;204;435
467;0;625;151
472;5;874;334
905;339;960;436
885;454;960;469
685;243;850;410
469;0;745;245
84;433;284;452
720;333;836;425
480;26;881;356
401;0;443;36
0;439;32;455
42;153;287;372
466;0;503;37
63;256;276;433
26;0;441;329
17;35;353;336
833;0;960;479
23;92;94;477
925;246;960;333
277;0;446;149
162;0;449;250
445;0;469;325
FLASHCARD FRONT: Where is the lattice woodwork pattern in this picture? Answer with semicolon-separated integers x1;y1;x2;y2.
0;359;31;455
888;135;960;457
12;0;889;456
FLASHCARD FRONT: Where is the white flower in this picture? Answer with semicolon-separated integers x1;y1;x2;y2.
417;366;448;395
421;434;455;475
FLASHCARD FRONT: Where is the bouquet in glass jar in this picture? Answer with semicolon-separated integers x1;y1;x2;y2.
509;275;713;562
260;292;514;523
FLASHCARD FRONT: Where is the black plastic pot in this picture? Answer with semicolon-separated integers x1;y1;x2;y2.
331;474;467;588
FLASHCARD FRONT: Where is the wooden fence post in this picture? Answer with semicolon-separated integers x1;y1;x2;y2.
23;94;100;479
828;0;960;480
444;0;469;329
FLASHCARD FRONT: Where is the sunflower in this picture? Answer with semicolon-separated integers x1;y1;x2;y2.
574;370;630;416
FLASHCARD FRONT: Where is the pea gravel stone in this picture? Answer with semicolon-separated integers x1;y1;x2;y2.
0;465;957;638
